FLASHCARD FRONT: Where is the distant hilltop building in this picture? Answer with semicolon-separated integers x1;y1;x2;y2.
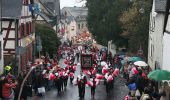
59;6;88;41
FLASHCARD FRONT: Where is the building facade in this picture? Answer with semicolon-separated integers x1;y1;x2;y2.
148;0;170;99
2;0;35;74
60;7;88;41
148;0;170;71
0;0;4;74
36;0;60;31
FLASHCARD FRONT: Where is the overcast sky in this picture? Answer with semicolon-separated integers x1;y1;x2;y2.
60;0;86;9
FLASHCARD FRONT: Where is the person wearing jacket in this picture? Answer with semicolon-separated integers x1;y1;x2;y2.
136;70;145;94
77;72;87;99
2;77;17;100
91;77;97;98
69;72;74;84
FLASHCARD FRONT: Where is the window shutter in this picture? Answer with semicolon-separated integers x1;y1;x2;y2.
24;23;27;36
26;22;29;35
29;22;31;33
21;23;24;37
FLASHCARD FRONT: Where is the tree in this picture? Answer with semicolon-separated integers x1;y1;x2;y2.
35;24;61;58
86;0;129;46
119;0;152;56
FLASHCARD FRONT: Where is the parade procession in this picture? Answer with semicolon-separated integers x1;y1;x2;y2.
1;0;170;100
1;42;170;100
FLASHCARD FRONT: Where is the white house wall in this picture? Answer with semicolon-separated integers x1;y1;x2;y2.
162;15;170;70
68;20;76;40
153;14;164;69
148;0;164;70
36;16;44;21
20;17;32;23
2;21;16;50
22;5;32;19
163;33;170;70
0;35;4;74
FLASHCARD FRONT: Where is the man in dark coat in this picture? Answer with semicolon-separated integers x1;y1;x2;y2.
91;77;97;98
136;70;145;94
77;72;87;99
55;76;62;94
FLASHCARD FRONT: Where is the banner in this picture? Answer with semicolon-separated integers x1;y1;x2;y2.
81;54;93;69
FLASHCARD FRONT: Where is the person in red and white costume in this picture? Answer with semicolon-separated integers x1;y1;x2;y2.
69;72;74;84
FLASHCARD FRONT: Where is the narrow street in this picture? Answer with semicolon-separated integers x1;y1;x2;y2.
28;59;128;100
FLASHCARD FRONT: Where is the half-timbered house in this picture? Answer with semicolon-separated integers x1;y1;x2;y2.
2;0;35;74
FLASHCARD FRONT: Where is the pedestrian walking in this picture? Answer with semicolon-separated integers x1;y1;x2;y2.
69;72;74;84
43;70;50;91
77;72;87;99
136;70;145;95
105;73;113;95
54;76;62;94
91;77;97;98
63;71;68;89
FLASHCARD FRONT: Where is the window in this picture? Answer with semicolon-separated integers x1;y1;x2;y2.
150;44;153;57
24;24;27;36
78;24;80;29
29;22;32;33
81;23;84;28
71;26;74;31
150;15;155;32
150;44;154;58
26;22;29;35
28;22;30;34
20;23;25;37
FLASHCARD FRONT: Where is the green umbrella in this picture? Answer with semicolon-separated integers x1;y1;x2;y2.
147;70;170;81
128;57;142;62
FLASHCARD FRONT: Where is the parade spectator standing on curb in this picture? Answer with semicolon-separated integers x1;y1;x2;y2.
136;70;145;95
2;77;17;100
